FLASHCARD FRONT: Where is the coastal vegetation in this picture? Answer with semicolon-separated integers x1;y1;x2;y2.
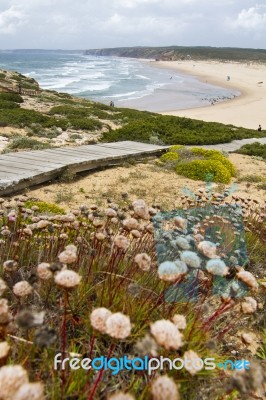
101;114;264;145
236;142;266;160
85;46;266;63
2;136;52;152
0;68;265;400
1;69;265;153
158;146;235;183
0;190;265;399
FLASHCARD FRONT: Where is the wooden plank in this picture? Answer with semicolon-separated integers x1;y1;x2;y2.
1;138;264;197
0;141;167;195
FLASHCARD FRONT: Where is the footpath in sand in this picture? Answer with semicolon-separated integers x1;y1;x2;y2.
157;60;266;130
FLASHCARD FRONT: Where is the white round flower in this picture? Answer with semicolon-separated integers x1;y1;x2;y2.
55;270;81;289
37;263;53;280
123;218;139;230
151;375;180;400
197;241;217;259
13;382;44;400
172;314;187;330
95;232;106;241
36;220;50;229
241;297;257;314
58;244;77;264
180;251;201;269
150;320;183;350
13;281;33;297
114;235;129;250
105;208;117;218
237;271;258;289
175;237;190;250
0;365;29;399
131;230;141;238
90;308;112;333
206;259;229;276
134;253;151;271
3;259;18;272
158;261;187;282
184;350;204;375
132;199;146;208
174;217;187;231
0;341;10;361
105;312;132;339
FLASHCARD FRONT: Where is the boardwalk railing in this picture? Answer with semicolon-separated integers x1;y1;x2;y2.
0;81;39;96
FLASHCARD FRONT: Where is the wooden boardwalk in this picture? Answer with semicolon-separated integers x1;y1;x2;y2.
191;137;266;152
0;138;265;196
0;82;39;96
0;141;167;196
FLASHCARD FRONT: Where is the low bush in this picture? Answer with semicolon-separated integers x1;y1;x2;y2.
0;92;24;103
160;146;235;183
169;145;184;152
236;142;266;160
0;100;20;109
68;117;103;131
4;137;52;152
190;147;236;176
0;108;68;130
176;159;232;183
160;151;180;163
24;200;65;214
49;105;90;118
101;116;264;145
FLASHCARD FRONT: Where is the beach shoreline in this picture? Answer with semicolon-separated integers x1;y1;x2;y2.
153;60;266;130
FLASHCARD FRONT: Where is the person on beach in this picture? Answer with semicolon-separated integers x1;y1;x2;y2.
110;101;114;107
258;125;262;131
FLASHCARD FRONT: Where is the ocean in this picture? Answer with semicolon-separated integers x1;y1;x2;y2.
0;50;239;112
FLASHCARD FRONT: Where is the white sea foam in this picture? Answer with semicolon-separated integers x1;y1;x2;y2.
0;52;239;109
136;74;151;80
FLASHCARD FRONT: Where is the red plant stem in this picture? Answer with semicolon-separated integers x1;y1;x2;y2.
87;343;115;400
60;290;68;400
89;334;95;360
203;302;234;328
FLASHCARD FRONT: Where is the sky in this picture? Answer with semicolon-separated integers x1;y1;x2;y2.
0;0;266;50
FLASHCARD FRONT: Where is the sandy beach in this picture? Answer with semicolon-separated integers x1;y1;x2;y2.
155;60;266;130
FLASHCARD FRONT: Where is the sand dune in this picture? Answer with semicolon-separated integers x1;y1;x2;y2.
157;60;266;130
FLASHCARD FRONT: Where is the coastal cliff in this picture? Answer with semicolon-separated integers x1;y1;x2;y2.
85;46;266;63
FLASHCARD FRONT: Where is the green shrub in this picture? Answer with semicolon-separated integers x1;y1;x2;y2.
0;108;68;130
236;142;266;160
176;159;232;183
160;151;180;163
190;147;236;176
69;133;82;140
0;100;20;109
237;174;264;183
4;137;52;152
101;114;264;145
68;117;103;131
24;200;65;214
169;145;184;152
0;93;24;103
49;105;90;117
160;146;235;183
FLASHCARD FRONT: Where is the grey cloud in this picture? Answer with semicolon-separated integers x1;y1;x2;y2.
0;0;265;49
